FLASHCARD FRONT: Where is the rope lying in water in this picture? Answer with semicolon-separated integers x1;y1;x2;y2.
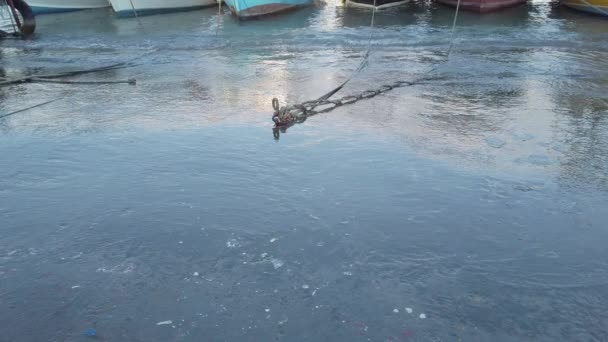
0;98;62;120
271;0;462;134
0;62;139;87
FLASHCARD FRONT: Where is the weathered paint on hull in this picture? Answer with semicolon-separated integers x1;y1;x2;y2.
345;0;410;9
436;0;526;12
562;0;608;16
223;0;312;18
28;0;110;14
110;0;215;17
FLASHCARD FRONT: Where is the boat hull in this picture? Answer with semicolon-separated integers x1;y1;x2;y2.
28;0;110;14
346;0;410;9
222;0;312;19
109;0;216;17
562;0;608;15
436;0;526;12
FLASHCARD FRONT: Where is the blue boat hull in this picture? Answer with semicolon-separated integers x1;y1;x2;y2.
223;0;312;18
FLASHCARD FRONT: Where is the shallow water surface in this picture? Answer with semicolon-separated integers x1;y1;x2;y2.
1;1;608;341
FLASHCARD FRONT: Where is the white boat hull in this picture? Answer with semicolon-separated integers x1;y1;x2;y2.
109;0;216;17
28;0;110;14
345;0;409;8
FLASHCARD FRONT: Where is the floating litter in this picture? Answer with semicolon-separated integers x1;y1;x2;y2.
226;239;239;248
193;272;199;277
419;313;426;319
393;308;399;313
265;308;270;312
178;241;183;244
71;285;81;289
405;307;413;314
261;252;269;258
485;136;506;148
83;328;97;337
302;284;310;289
270;238;278;243
271;258;284;269
156;320;173;326
343;271;353;276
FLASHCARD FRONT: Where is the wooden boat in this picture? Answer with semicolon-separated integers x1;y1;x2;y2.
26;0;110;14
109;0;215;17
562;0;608;16
222;0;312;19
435;0;526;12
345;0;409;9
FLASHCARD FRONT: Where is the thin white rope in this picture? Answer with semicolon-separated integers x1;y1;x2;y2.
572;0;608;16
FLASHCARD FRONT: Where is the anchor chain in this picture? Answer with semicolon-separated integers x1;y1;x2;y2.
271;77;440;127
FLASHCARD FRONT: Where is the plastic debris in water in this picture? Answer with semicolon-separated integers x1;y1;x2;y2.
271;258;284;269
71;285;81;289
343;271;353;276
393;308;399;313
419;313;426;319
83;328;97;337
178;241;183;244
265;308;270;312
270;238;278;243
193;272;199;277
226;239;239;248
302;284;310;289
485;136;506;148
405;307;413;314
156;320;173;326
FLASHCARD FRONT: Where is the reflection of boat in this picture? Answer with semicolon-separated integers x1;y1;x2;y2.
27;0;110;14
109;0;215;17
345;0;409;9
222;0;312;19
435;0;526;12
561;0;608;16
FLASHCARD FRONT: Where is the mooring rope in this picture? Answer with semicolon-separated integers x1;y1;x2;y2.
271;0;463;133
575;0;608;16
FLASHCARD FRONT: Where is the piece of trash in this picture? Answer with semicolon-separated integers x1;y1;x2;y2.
226;239;239;248
312;289;317;296
419;313;426;319
156;320;173;326
485;136;506;148
193;272;199;277
270;238;278;243
302;284;310;289
71;285;81;289
261;252;269;258
265;308;270;312
343;271;353;276
393;308;400;313
178;241;183;244
405;307;413;314
271;258;284;269
83;328;97;337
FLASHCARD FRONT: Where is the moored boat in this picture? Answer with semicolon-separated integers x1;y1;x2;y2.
345;0;409;9
109;0;215;17
562;0;608;16
435;0;526;12
222;0;312;19
27;0;110;14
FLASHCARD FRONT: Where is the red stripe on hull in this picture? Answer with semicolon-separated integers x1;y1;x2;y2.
436;0;526;12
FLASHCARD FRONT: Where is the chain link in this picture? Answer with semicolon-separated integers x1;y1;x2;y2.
271;75;443;129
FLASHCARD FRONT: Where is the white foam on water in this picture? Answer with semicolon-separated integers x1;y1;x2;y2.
419;313;426;319
302;284;310;289
393;308;399;313
405;307;413;314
